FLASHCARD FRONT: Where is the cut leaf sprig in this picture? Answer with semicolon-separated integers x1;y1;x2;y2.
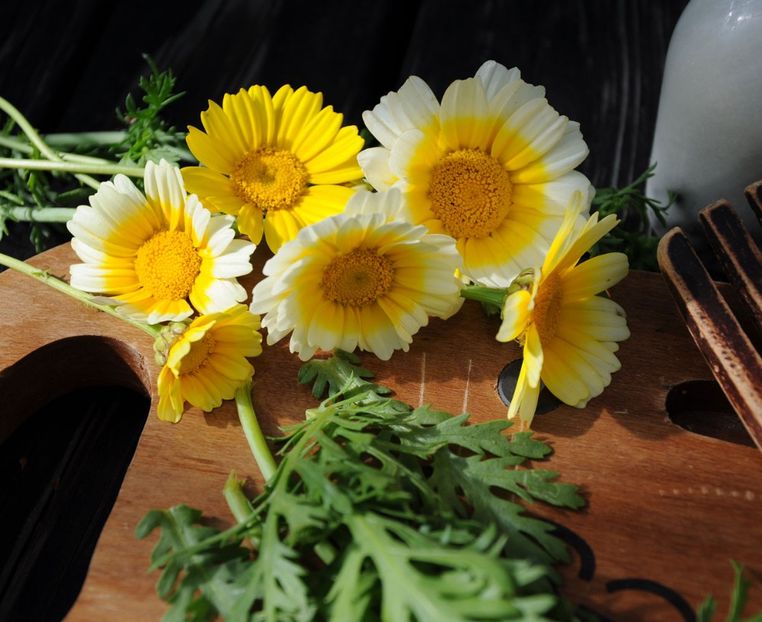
138;351;586;622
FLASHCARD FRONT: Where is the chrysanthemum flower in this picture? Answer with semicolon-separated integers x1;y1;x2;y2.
182;85;365;252
497;198;630;426
68;160;254;324
157;305;262;422
250;188;462;361
360;60;592;287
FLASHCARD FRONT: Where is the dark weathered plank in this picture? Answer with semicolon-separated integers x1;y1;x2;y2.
746;180;762;227
700;200;762;328
658;227;762;448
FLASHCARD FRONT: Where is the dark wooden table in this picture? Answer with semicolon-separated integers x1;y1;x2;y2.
0;2;691;620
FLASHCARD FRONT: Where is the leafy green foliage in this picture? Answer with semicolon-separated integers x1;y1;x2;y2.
136;506;252;622
114;54;189;165
590;164;676;271
139;353;587;621
697;562;762;622
0;127;76;250
296;349;388;399
0;56;189;251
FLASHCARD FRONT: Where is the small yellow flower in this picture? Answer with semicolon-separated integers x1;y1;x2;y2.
157;305;262;422
498;195;630;426
68;160;254;324
360;60;593;287
182;85;365;252
250;188;463;361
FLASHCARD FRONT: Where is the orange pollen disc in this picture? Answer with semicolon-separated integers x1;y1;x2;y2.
134;230;202;301
231;148;309;212
427;148;512;239
320;248;394;307
532;272;563;345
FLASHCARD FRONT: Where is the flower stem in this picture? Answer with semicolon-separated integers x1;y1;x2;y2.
460;285;508;308
0;134;114;165
235;381;277;482
0;157;143;178
44;131;128;148
5;206;75;223
0;252;160;338
223;472;254;523
0;96;102;190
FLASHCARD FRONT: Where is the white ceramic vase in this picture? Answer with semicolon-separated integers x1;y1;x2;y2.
646;0;762;251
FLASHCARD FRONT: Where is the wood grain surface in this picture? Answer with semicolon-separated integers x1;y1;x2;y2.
6;2;758;620
1;242;759;621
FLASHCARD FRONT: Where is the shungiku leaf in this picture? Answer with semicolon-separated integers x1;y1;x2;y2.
139;352;587;621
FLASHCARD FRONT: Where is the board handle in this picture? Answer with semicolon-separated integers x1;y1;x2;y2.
658;181;762;450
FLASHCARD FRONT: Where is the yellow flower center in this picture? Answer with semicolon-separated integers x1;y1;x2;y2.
178;335;216;375
428;148;512;239
533;272;563;344
135;230;202;301
321;248;394;307
231;149;309;212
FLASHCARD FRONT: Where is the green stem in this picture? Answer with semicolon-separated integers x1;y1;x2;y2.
149;392;341;571
460;285;508;308
44;131;127;147
235;381;277;482
46;132;196;163
0;97;101;190
223;472;254;523
0;157;143;178
0;134;114;165
0;252;160;338
4;206;75;223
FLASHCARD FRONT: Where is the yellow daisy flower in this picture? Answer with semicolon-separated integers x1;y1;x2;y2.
360;60;593;287
182;85;365;252
497;197;630;426
157;305;262;423
250;188;463;361
68;160;255;324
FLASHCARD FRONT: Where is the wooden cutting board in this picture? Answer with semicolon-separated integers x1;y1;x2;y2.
1;243;760;621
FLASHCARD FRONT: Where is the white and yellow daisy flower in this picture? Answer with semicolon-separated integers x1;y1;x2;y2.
497;196;630;426
360;60;593;287
182;85;365;252
250;188;462;361
67;160;254;324
157;305;262;422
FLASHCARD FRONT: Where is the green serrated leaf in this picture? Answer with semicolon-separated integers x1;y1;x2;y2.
298;349;388;399
136;509;165;539
157;559;182;599
400;411;515;457
324;543;377;622
142;353;592;621
507;431;553;459
698;595;717;622
429;451;582;564
695;562;762;622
